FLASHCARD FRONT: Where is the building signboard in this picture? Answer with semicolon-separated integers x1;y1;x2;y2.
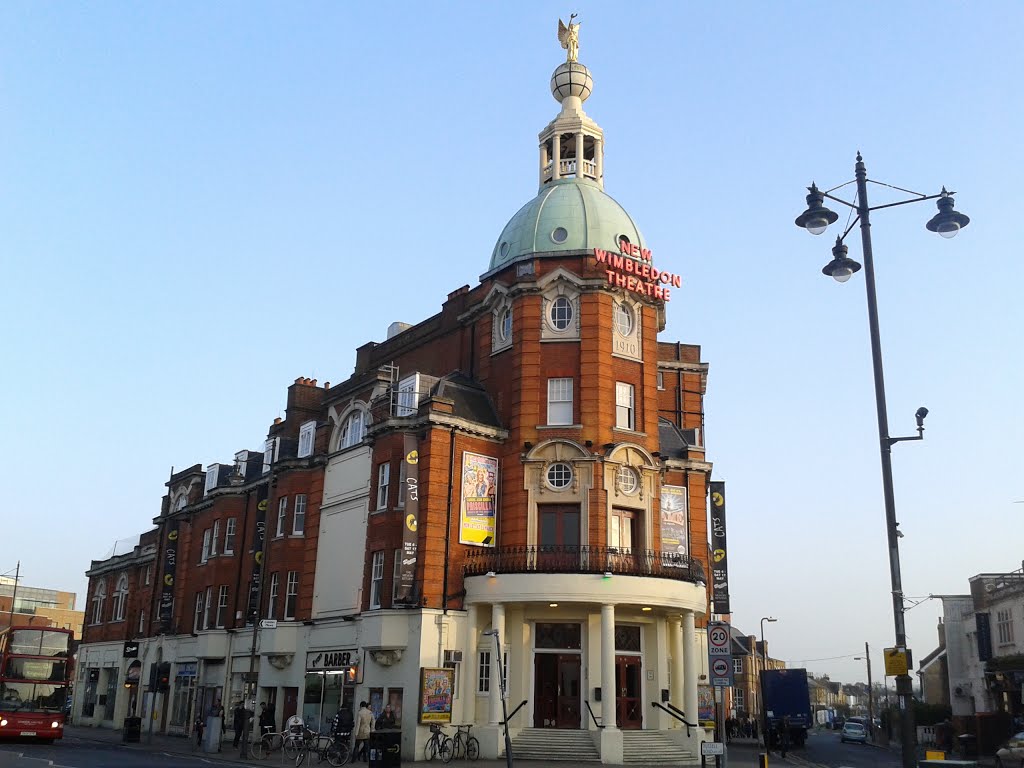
593;238;681;301
660;485;688;563
418;667;454;724
709;481;730;614
459;452;497;547
305;649;359;672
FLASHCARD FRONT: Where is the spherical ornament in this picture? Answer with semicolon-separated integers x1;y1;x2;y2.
550;62;593;103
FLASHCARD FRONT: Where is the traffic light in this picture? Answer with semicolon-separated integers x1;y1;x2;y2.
156;662;171;693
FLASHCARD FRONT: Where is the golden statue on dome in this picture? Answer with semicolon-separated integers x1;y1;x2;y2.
557;14;580;63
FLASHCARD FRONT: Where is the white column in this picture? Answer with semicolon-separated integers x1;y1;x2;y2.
669;617;684;716
601;603;617;729
461;604;478;722
575;132;584;178
540;142;549;186
489;603;505;725
552;135;561;180
594;137;603;188
682;610;698;724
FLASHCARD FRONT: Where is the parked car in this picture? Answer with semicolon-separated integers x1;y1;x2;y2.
841;722;867;745
996;731;1024;768
832;716;845;730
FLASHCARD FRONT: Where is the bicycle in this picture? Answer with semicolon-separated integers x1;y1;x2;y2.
250;724;306;760
294;730;351;767
423;723;453;762
443;724;479;763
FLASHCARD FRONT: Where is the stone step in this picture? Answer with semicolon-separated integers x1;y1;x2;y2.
621;730;698;765
509;728;601;762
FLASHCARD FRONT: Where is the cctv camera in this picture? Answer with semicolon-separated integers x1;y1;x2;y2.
915;407;929;426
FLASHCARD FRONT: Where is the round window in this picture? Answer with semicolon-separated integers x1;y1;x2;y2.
499;241;510;258
499;307;512;341
614;302;633;336
546;462;573;490
551;226;568;244
549;296;574;331
616;466;639;495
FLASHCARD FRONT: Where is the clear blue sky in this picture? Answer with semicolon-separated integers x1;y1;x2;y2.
2;2;1021;686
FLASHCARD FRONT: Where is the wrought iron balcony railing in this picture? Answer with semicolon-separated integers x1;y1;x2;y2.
463;545;705;585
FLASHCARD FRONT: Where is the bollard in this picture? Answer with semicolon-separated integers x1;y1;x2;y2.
759;753;769;768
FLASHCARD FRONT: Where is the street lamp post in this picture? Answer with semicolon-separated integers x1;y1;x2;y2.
796;152;969;768
759;616;776;745
483;629;513;768
855;642;874;741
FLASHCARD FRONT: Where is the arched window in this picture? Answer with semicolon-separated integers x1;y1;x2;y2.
91;581;107;625
111;574;129;622
338;409;367;449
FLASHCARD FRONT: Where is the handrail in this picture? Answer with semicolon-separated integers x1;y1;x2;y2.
651;701;693;737
501;699;528;726
664;701;697;727
584;701;604;729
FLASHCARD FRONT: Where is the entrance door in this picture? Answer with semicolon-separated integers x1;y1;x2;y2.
282;687;298;724
537;505;580;570
533;654;581;729
615;656;643;729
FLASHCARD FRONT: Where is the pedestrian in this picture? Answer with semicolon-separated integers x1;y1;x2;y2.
375;704;396;730
354;700;374;762
780;715;791;758
258;702;274;737
232;700;246;747
213;699;225;752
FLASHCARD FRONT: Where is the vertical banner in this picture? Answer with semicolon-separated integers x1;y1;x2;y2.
395;434;419;604
976;613;993;661
158;523;179;632
459;452;497;546
246;484;270;623
660;485;689;563
709;481;730;614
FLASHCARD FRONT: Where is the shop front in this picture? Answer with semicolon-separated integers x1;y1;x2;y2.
303;649;358;732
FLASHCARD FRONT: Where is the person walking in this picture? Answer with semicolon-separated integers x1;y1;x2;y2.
354;701;373;762
258;702;274;737
780;715;791;758
232;700;246;748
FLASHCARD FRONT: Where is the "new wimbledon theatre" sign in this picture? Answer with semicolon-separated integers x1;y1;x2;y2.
594;238;681;301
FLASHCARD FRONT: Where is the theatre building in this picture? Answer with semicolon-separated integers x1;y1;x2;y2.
78;26;716;764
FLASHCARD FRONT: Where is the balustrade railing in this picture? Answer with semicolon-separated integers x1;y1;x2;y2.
463;545;705;584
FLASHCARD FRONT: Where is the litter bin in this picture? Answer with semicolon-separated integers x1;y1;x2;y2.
122;716;142;743
369;729;402;768
957;734;977;759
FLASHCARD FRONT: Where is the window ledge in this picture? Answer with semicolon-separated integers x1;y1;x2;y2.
537;424;582;430
223;550;234;556
612;428;648;437
289;533;305;539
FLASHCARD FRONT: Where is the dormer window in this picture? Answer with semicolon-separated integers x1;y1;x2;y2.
263;438;279;473
205;465;219;495
338;409;367;449
396;375;419;417
298;421;316;458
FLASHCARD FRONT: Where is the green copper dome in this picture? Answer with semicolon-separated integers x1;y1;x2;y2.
488;178;646;272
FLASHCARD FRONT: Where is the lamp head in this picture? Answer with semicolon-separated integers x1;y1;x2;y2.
795;183;839;235
915;407;929;427
822;238;862;283
926;188;970;238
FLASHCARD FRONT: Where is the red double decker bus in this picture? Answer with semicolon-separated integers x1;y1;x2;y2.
0;626;73;742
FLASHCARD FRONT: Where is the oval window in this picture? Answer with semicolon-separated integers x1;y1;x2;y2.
551;226;568;244
547;462;573;490
499;242;510;259
614;303;633;337
499;307;512;341
549;296;574;331
616;465;639;495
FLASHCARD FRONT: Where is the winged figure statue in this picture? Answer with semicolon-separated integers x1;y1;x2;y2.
557;14;580;63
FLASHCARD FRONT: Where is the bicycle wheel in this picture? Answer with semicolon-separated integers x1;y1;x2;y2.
466;736;480;761
440;736;456;764
251;735;269;760
327;740;350;767
294;747;307;767
284;735;303;759
424;736;438;761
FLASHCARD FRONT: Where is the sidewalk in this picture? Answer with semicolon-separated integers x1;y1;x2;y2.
66;725;779;767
